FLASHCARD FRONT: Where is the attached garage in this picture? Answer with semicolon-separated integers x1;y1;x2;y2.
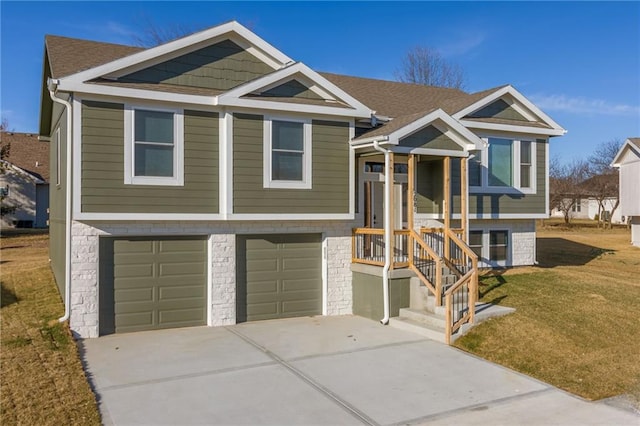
99;237;207;335
236;234;323;322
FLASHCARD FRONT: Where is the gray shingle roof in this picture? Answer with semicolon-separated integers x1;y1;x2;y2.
0;132;50;182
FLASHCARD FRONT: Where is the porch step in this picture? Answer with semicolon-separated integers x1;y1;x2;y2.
398;308;446;329
388;317;447;344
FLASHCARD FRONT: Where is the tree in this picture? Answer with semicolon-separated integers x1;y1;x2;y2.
549;158;590;224
394;46;466;89
1;118;16;217
131;16;203;47
587;139;623;229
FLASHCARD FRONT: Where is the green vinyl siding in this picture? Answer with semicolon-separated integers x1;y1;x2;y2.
81;101;219;214
233;113;350;214
399;125;463;151
258;80;324;100
416;140;547;215
468;99;528;122
49;109;67;298
121;39;274;91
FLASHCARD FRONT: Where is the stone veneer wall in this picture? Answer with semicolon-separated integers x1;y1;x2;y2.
70;220;355;338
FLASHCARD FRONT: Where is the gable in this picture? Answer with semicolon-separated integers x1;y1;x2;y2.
399;125;463;151
254;79;325;100
120;39;275;91
466;99;528;122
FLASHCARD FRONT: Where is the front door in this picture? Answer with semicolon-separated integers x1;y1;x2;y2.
364;180;407;229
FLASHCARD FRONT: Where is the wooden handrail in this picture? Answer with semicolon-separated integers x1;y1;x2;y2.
444;269;475;296
445;228;478;262
353;227;385;235
409;229;439;260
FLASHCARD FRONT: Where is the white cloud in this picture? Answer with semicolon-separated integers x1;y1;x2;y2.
438;32;486;57
529;94;640;117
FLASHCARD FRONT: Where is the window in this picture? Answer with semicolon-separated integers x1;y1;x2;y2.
489;230;509;262
469;230;483;259
572;199;581;212
520;141;532;188
263;117;312;189
124;106;184;186
470;137;536;193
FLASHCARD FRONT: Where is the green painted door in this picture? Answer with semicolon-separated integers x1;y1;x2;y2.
236;234;322;322
100;237;207;334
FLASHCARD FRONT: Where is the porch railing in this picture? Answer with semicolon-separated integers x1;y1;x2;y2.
353;226;478;345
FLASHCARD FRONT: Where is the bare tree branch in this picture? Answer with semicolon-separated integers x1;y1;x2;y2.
394;46;466;89
131;15;204;47
549;158;590;224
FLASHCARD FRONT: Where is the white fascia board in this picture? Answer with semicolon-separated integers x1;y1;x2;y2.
227;213;354;221
416;213;549;220
350;135;390;146
57;81;217;107
75;212;224;221
611;138;640;167
459;119;566;136
389;146;468;157
219;96;367;118
453;85;566;134
59;21;290;85
218;62;372;118
386;109;485;150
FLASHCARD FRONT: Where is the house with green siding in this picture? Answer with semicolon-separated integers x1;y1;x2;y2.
40;21;565;341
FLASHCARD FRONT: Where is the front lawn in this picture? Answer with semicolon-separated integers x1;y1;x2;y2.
455;226;640;404
1;231;101;425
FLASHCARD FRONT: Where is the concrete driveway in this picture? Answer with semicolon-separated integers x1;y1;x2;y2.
81;316;639;425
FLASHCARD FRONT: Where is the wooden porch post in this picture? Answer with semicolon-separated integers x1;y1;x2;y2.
408;154;415;231
460;157;468;243
388;152;395;270
443;156;451;260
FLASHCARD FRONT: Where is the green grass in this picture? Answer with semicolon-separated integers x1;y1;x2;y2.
1;232;101;426
455;227;640;404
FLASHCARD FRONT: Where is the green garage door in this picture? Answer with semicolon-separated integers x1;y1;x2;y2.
99;237;207;334
237;234;322;322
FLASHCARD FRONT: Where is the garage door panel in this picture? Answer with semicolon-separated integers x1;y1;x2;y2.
114;240;153;253
246;279;278;294
238;234;322;322
159;262;206;277
101;237;207;335
159;285;205;300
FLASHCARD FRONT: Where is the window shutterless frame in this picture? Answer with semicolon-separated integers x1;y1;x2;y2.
124;105;184;186
469;136;536;194
263;115;312;189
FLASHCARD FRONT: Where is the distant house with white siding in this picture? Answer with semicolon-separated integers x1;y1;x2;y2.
612;137;640;246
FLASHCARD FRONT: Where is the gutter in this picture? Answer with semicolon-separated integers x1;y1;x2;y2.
48;78;73;324
372;140;391;325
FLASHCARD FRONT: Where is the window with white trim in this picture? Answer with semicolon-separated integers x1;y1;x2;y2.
469;230;483;258
470;137;536;193
263;116;312;189
469;228;511;266
489;230;509;262
124;106;184;186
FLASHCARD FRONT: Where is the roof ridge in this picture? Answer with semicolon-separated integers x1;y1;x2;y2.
319;71;468;94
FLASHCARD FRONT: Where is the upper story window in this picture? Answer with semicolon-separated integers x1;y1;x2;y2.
124;106;184;186
469;137;536;194
263;116;312;189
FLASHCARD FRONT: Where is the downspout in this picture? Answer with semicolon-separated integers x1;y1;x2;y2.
48;78;73;323
372;140;391;325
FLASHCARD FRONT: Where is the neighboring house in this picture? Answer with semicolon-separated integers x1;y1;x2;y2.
612;137;640;246
550;197;623;224
39;22;565;339
0;132;50;228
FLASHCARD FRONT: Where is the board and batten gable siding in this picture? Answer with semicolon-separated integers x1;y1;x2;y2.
121;40;274;91
399;125;463;151
416;139;547;216
80;101;219;214
467;99;529;122
49;108;67;298
233;113;350;214
259;80;325;100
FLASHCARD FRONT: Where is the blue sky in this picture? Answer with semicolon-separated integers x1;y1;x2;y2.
1;1;639;163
